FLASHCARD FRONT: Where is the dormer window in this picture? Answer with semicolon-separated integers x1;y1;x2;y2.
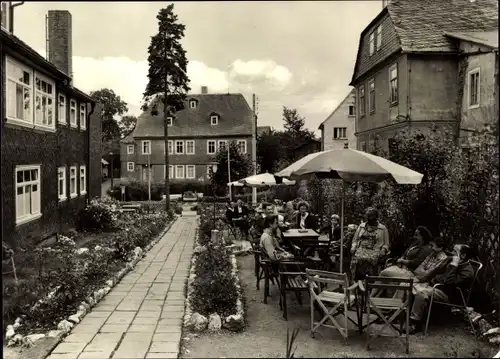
210;114;219;126
189;99;198;109
1;2;10;31
167;116;173;126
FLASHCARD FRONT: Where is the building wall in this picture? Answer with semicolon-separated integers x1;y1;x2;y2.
88;104;102;199
322;91;357;150
293;141;321;160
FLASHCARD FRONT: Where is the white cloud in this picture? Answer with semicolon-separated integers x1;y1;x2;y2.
36;50;292;117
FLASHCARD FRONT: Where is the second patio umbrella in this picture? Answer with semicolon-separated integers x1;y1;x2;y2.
275;145;423;272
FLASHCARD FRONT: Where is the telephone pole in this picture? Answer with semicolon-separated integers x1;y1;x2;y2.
163;30;170;212
252;94;258;204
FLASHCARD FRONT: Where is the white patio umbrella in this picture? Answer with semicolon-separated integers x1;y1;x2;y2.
238;172;296;187
227;181;244;187
275;145;423;272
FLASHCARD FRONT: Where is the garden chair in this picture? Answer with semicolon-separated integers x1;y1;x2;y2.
278;259;320;320
250;243;266;291
362;276;413;354
305;269;362;341
424;259;483;336
259;251;281;304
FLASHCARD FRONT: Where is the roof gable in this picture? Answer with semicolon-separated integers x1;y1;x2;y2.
445;30;498;49
318;89;355;130
132;93;254;138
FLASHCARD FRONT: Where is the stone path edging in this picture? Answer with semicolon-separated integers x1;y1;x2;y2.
4;216;178;352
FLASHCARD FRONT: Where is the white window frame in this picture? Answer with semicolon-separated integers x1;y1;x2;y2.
368;78;375;113
127;162;135;172
142;140;151;155
211;115;219;125
186;165;196;179
175;165;185;179
369;32;375;56
175;140;184;154
164;165;174;179
5;57;34;127
207;140;216;155
186;140;195;155
69;166;78;198
127;144;134;154
237;140;247;154
1;1;11;31
167;116;173;127
359;86;365;117
164;140;173;154
376;25;382;51
468;68;480;109
333;127;347;140
79;165;87;195
79;103;87;130
69;99;77;127
218;140;227;152
189;100;197;109
58;166;67;201
58;94;66;124
389;64;399;105
34;72;56;129
15;165;42;225
348;105;355;117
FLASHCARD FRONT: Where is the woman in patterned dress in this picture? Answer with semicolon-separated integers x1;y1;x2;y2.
350;207;390;281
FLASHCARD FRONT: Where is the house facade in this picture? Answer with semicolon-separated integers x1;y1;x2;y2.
318;89;357;151
349;0;498;153
121;89;254;186
1;6;101;246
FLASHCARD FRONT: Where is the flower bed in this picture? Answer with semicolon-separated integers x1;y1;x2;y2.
183;217;245;333
2;198;176;347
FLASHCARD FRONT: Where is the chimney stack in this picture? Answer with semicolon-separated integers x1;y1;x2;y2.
47;10;73;82
201;86;208;94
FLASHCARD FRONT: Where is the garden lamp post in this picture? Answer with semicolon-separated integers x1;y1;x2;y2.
212;163;218;228
109;152;114;188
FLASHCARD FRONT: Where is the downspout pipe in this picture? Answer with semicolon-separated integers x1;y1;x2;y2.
87;102;96;201
9;2;25;33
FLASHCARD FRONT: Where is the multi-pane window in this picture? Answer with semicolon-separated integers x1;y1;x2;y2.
333;127;347;139
6;58;33;125
35;74;55;127
15;165;41;224
186;165;196;179
468;68;480;108
211;115;219;125
127;162;135;172
58;94;66;124
207;140;216;154
167;116;173;126
127;145;134;154
368;79;375;113
218;140;227;152
164;165;174;179
175;165;185;179
359;86;365;117
175;140;184;154
186;140;195;154
79;104;86;130
376;26;382;51
165;140;173;154
237;140;247;154
69;166;77;197
348;105;355;117
79;165;86;194
58;167;66;201
142;140;151;155
369;32;375;56
189;100;197;109
389;64;398;105
69;99;77;127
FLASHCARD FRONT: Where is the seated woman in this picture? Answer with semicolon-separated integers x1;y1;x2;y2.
260;214;293;260
295;201;316;229
225;200;236;225
350;207;390;281
380;226;433;278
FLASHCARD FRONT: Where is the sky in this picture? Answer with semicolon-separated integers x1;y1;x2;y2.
14;1;383;133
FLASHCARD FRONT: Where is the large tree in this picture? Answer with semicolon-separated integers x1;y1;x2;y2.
282;106;315;141
211;141;253;193
119;115;138;138
142;4;191;212
90;88;128;142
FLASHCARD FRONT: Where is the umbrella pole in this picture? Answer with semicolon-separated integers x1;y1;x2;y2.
340;181;345;274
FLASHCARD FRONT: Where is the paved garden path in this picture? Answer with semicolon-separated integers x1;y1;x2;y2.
47;213;197;359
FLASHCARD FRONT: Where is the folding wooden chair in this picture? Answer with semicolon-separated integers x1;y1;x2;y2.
424;259;483;336
305;269;362;340
279;259;320;320
251;245;266;291
260;254;281;304
363;276;413;354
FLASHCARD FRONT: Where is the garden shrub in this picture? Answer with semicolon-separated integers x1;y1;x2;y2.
76;197;121;232
191;242;238;318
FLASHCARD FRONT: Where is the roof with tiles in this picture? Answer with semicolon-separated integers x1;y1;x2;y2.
445;30;499;49
132;93;254;138
388;0;498;53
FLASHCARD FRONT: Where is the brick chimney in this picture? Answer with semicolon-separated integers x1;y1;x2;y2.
201;86;208;94
47;10;73;81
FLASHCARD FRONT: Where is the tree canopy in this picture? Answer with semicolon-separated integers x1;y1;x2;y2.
90;88;128;142
211;141;253;191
